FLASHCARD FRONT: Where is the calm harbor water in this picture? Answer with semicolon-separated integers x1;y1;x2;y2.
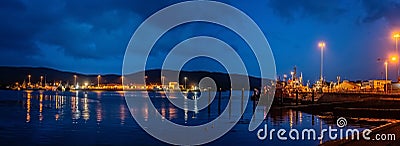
0;90;379;145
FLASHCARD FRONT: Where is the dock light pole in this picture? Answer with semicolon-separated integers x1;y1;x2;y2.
40;76;43;86
184;77;188;90
394;33;400;78
121;76;124;86
385;61;388;93
318;41;326;82
97;75;101;87
28;74;31;85
161;76;165;88
290;71;294;80
74;75;77;86
283;74;287;82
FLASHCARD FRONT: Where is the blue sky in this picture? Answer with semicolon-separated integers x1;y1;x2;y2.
1;0;400;82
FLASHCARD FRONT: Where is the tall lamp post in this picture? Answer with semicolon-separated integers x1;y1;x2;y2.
40;76;43;87
97;75;101;87
318;41;326;82
184;77;188;90
394;33;400;79
161;76;165;88
74;75;77;86
121;76;124;86
385;61;388;93
28;74;31;85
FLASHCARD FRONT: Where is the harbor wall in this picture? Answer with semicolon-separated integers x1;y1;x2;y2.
317;93;400;103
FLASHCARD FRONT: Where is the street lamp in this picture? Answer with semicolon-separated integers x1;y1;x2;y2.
385;61;388;93
161;76;165;88
74;75;77;86
290;71;294;80
394;33;400;78
392;56;397;62
318;41;326;82
40;76;43;87
97;75;101;87
184;77;188;89
28;74;31;85
121;76;124;86
390;55;398;81
283;74;287;82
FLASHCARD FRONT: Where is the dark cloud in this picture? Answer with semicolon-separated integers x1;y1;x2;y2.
0;0;397;80
361;0;400;27
0;0;183;61
267;0;347;23
267;0;400;27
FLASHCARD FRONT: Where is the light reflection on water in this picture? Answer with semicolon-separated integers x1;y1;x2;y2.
0;90;378;145
22;91;104;124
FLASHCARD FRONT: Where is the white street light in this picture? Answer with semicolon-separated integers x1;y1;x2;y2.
161;76;165;88
40;76;43;87
74;75;77;86
184;77;188;89
385;61;388;92
97;75;101;87
28;74;31;85
318;41;326;82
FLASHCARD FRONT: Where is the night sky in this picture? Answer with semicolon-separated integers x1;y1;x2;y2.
1;0;400;82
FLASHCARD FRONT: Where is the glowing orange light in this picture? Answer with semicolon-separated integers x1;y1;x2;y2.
392;56;397;61
394;33;400;38
389;54;398;62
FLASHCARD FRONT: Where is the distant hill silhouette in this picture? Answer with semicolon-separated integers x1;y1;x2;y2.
0;66;262;90
0;67;121;87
